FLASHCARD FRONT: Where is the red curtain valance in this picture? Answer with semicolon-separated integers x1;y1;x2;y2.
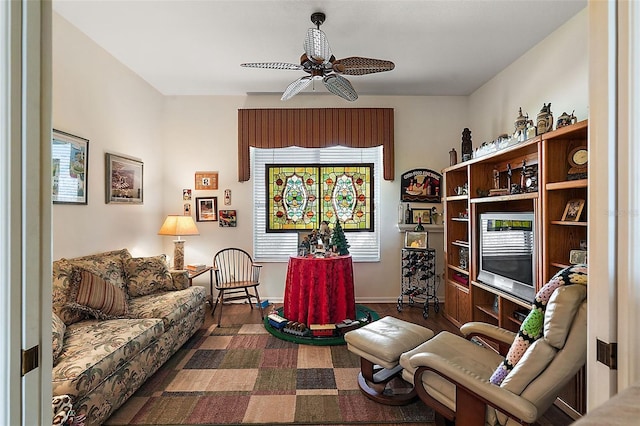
237;108;394;181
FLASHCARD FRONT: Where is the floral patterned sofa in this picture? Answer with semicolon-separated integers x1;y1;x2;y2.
51;248;206;425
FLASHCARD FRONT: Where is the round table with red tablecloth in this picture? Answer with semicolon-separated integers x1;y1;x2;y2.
283;255;356;325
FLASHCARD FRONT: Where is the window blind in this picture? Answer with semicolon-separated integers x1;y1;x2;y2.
252;146;381;262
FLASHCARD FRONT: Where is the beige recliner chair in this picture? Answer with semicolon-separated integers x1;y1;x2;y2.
399;283;587;426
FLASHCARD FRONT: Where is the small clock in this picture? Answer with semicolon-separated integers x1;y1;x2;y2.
567;146;588;181
522;164;538;193
569;147;588;168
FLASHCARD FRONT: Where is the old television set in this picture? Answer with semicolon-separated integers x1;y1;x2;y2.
477;211;536;303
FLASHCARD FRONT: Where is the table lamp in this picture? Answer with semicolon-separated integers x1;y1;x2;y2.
158;215;200;270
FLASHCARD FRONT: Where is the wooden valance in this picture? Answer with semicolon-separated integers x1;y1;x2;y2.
238;108;394;181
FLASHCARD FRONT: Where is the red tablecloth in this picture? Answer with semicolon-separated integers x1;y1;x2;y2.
284;255;356;325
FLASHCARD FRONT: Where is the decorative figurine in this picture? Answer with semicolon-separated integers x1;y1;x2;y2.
557;110;577;128
493;167;500;189
506;163;512;189
449;148;458;166
461;128;473;161
514;107;533;141
488;167;509;196
318;220;331;250
536;103;554;135
431;206;440;225
298;236;310;256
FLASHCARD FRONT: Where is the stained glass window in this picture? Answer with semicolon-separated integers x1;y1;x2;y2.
266;164;373;232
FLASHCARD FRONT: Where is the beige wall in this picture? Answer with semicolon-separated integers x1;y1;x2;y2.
469;8;588;143
161;95;466;300
52;13;166;259
52;8;588;303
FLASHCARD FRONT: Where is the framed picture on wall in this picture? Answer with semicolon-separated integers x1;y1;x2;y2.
411;208;432;225
194;171;219;190
105;153;143;204
219;209;237;227
52;129;89;205
196;197;218;222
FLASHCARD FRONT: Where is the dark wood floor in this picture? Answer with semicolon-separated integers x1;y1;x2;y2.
214;301;575;426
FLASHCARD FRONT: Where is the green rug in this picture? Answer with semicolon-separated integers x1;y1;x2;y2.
263;304;380;345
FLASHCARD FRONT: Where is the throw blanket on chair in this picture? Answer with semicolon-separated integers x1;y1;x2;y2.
489;264;588;385
52;395;85;426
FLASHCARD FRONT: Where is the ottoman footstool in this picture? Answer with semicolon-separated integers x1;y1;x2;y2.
344;316;434;405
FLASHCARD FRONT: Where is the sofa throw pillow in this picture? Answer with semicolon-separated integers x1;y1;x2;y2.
65;249;131;291
52;312;66;363
67;268;129;320
489;264;587;386
168;270;190;291
125;255;173;297
52;259;87;326
52;249;132;326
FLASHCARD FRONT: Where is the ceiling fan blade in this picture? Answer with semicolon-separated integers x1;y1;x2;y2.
332;57;395;75
241;62;303;70
323;74;358;102
304;28;332;64
281;76;313;101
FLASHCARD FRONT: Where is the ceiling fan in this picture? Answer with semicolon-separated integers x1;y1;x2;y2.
241;12;395;102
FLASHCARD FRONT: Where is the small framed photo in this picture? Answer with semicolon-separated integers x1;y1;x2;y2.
194;171;218;190
183;189;192;200
219;209;237;227
52;129;89;205
411;208;432;225
195;197;218;222
561;199;585;222
105;153;143;204
405;231;428;249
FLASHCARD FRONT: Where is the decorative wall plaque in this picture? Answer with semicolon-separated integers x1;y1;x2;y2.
194;171;218;190
401;168;442;203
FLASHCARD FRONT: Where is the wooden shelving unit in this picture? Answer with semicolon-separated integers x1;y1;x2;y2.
442;163;471;327
541;120;589;284
442;120;589;415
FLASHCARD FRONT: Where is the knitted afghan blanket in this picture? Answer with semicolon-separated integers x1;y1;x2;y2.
489;264;587;385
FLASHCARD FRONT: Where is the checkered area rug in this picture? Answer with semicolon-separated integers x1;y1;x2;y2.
104;320;435;425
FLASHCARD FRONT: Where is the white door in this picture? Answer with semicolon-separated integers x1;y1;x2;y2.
615;0;640;392
587;0;640;409
587;0;618;407
0;1;52;424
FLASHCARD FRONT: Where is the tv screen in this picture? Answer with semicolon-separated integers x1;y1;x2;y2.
478;212;535;302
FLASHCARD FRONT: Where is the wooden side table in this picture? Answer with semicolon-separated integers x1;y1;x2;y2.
187;266;213;287
187;266;214;309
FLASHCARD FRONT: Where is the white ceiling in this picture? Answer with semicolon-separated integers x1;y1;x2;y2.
53;0;587;98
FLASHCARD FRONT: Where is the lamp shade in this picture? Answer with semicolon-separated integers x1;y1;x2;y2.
158;215;200;237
